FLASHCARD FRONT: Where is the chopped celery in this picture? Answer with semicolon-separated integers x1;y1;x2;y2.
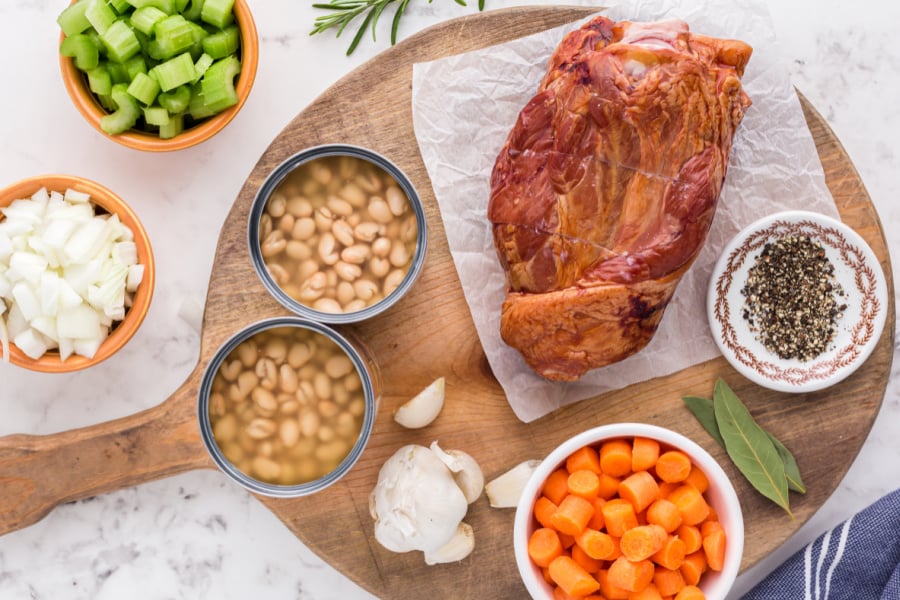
109;0;132;13
187;21;208;59
159;112;184;138
192;52;213;82
147;15;194;60
201;24;238;59
100;83;140;134
125;0;175;14
100;19;141;62
181;0;204;21
86;30;106;56
127;71;160;105
124;54;147;78
188;84;215;120
157;84;191;112
86;65;113;95
143;106;170;126
200;0;233;29
199;54;240;112
58;1;92;36
173;0;190;11
60;34;100;71
149;51;195;91
85;0;117;35
106;60;130;83
97;93;118;112
129;5;167;35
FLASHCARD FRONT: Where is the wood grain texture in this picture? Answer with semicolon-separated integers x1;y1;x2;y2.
0;6;894;599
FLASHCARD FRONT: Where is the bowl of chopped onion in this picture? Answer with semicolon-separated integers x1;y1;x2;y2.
57;0;258;152
0;174;155;372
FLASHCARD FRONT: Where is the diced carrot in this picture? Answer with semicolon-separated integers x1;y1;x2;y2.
680;551;707;586
552;494;596;536
542;566;555;585
602;498;639;537
706;504;718;522
572;542;605;573
588;497;607;530
549;555;601;597
651;535;687;570
676;525;703;554
576;528;618;560
674;584;705;600
608;556;655;593
653;567;686;596
655;451;692;483
567;445;603;475
560;532;577;549
599;473;623;500
544;468;571;505
535;496;560;529
667;485;710;526
702;528;726;572
620;524;668;561
657;481;680;499
597;568;631;600
528;527;563;567
646;499;683;533
619;471;660;513
628;582;664;600
683;465;709;494
700;520;724;538
600;440;633;477
631;437;660;472
569;469;602;499
553;585;579;600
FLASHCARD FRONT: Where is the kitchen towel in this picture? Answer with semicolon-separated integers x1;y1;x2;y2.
742;487;900;599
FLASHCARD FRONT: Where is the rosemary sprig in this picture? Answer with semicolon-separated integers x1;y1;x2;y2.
311;0;486;55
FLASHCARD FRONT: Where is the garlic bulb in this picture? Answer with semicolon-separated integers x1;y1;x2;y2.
370;442;483;564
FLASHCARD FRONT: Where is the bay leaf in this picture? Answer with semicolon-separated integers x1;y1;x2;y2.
767;432;807;494
682;396;726;448
713;379;792;516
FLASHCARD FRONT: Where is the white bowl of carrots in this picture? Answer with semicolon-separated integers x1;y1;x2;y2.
513;423;743;600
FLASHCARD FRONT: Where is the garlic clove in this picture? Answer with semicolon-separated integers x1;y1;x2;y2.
430;441;484;504
484;459;541;508
423;522;475;565
393;377;445;429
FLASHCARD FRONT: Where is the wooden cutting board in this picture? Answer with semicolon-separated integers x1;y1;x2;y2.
0;6;894;599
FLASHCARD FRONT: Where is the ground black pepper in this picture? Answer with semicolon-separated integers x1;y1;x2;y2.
740;235;846;361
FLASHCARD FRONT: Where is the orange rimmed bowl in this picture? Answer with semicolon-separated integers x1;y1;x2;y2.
58;0;258;152
0;175;155;372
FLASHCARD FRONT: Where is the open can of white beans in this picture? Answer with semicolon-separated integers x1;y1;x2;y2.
197;316;380;497
248;144;427;324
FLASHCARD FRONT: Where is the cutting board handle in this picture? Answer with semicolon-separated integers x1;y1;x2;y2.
0;372;211;536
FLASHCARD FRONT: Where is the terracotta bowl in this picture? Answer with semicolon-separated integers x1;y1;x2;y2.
58;0;258;152
0;175;155;372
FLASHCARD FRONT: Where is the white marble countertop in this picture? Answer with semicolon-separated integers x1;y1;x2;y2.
0;1;897;598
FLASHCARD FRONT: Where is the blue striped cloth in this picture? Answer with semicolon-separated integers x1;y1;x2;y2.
742;487;900;599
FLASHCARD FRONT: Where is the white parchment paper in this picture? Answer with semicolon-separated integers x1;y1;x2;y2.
411;0;840;422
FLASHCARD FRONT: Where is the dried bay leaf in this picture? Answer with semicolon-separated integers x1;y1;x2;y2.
682;395;726;448
767;431;806;494
713;379;792;516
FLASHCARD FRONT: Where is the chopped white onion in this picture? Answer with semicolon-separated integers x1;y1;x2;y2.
0;187;144;363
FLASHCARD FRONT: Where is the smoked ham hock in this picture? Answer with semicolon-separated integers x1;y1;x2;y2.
488;17;752;382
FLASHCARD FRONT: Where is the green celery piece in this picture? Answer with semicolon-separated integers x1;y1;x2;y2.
149;52;196;91
188;84;215;120
124;54;147;79
127;71;160;105
60;34;100;71
97;93;118;112
159;112;184;139
201;24;238;59
101;19;141;63
186;22;208;60
85;0;117;35
108;0;131;13
126;0;175;14
200;0;234;29
173;0;190;11
129;5;167;35
57;1;92;36
100;83;140;134
86;65;113;95
143;106;170;126
86;30;107;56
150;15;195;60
192;52;213;82
200;54;240;113
181;0;205;21
157;84;191;112
106;60;130;83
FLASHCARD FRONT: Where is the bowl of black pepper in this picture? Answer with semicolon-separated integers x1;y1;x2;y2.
707;210;888;393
